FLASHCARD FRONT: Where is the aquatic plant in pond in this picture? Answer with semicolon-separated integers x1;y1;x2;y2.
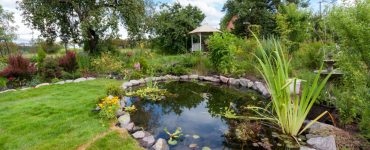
126;80;169;101
164;127;184;145
254;36;331;137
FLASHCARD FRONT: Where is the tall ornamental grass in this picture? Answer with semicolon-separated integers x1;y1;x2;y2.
254;37;331;136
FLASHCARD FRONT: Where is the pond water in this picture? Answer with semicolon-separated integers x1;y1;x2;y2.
128;81;294;150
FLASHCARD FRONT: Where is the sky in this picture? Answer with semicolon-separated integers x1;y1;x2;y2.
0;0;354;44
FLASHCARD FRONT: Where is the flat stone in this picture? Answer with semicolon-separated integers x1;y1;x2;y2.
122;82;133;89
0;89;16;94
158;76;166;81
239;78;251;87
55;81;65;85
152;138;169;150
255;82;269;96
122;122;134;132
198;76;205;80
140;135;155;148
220;76;229;83
132;131;151;139
129;80;140;86
307;135;336;150
86;77;96;80
189;143;198;149
35;83;50;88
180;75;189;80
116;109;125;117
229;78;240;86
138;79;145;84
300;146;316;150
189;74;199;80
118;113;130;126
204;76;220;82
20;87;31;91
132;126;142;133
65;80;73;83
74;77;87;83
144;77;154;82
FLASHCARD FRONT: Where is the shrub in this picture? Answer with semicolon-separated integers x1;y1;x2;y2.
36;46;46;63
92;51;123;75
59;51;78;73
77;52;91;71
208;32;238;74
98;96;120;119
106;84;125;97
61;71;81;80
0;54;36;86
0;77;7;90
40;57;62;81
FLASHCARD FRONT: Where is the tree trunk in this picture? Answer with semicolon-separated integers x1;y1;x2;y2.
86;28;99;54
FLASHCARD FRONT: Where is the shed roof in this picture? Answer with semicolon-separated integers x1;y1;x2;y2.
189;25;221;34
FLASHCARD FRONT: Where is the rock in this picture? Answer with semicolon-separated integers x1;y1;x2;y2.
132;131;151;139
189;143;198;149
0;89;16;94
306;134;321;139
65;80;73;83
122;82;133;89
239;78;251;87
138;79;145;84
198;76;205;80
122;122;134;132
132;126;142;133
55;81;65;85
144;77;154;82
74;77;87;82
255;82;269;96
307;135;336;150
86;77;96;80
152;138;169;150
158;76;166;81
300;146;316;150
180;75;189;80
189;74;199;80
119;99;126;108
20;87;31;91
229;78;240;86
118;113;130;127
220;76;229;84
129;80;140;86
204;76;220;82
140;135;155;148
116;109;125;117
35;83;50;88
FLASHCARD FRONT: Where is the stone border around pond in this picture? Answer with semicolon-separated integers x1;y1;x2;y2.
117;74;271;150
0;77;96;94
121;74;270;97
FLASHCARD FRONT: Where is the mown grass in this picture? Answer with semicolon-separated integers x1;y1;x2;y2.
86;130;142;150
0;79;141;150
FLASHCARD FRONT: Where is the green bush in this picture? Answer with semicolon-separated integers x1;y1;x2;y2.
0;77;7;89
208;32;238;74
106;84;125;97
61;71;81;80
37;46;46;63
40;57;62;81
291;42;327;71
77;52;91;71
92;52;123;75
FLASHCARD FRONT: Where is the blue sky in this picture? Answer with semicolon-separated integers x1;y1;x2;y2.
0;0;352;43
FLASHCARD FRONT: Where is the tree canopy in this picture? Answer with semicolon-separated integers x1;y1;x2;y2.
0;4;17;55
150;3;205;54
18;0;145;54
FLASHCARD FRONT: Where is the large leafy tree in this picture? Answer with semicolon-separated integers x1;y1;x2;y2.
18;0;145;54
220;0;309;37
150;3;205;54
0;4;17;56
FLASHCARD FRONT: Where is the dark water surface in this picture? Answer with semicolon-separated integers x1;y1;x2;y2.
129;81;290;150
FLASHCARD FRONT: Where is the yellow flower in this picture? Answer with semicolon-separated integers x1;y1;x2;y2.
98;103;104;108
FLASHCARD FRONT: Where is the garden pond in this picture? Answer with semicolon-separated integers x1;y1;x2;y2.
126;81;300;150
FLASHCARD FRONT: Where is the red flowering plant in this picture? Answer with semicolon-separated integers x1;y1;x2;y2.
0;54;36;87
59;51;78;73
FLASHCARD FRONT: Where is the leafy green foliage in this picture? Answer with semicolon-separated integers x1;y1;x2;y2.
40;57;62;81
0;77;6;89
126;82;169;101
36;46;46;63
208;33;238;74
18;0;145;54
98;96;120;119
0;4;16;56
254;36;331;136
151;3;205;53
106;84;125;97
92;52;123;75
276;3;311;52
164;127;183;145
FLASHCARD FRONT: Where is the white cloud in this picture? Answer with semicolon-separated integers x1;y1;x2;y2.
176;0;226;29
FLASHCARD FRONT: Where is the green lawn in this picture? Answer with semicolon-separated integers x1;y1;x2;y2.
0;79;142;150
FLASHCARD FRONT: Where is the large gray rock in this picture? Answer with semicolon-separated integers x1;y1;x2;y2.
74;77;87;83
65;80;73;83
129;80;140;86
116;109;125;117
300;146;316;150
198;76;206;80
118;113;130;127
254;82;269;96
132;131;151;139
0;89;16;93
189;74;199;80
229;78;240;86
180;75;189;80
239;78;251;87
121;122;134;132
140;135;155;148
35;83;50;88
55;81;65;85
86;77;96;80
219;76;229;84
138;78;145;84
122;82;133;89
204;76;220;82
307;135;336;150
152;138;169;150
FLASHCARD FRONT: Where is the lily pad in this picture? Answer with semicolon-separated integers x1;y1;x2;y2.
168;139;178;145
192;134;200;139
202;146;211;150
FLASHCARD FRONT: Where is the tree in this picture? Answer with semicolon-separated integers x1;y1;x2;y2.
276;3;311;52
150;3;205;54
0;4;17;56
18;0;145;54
220;0;309;37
